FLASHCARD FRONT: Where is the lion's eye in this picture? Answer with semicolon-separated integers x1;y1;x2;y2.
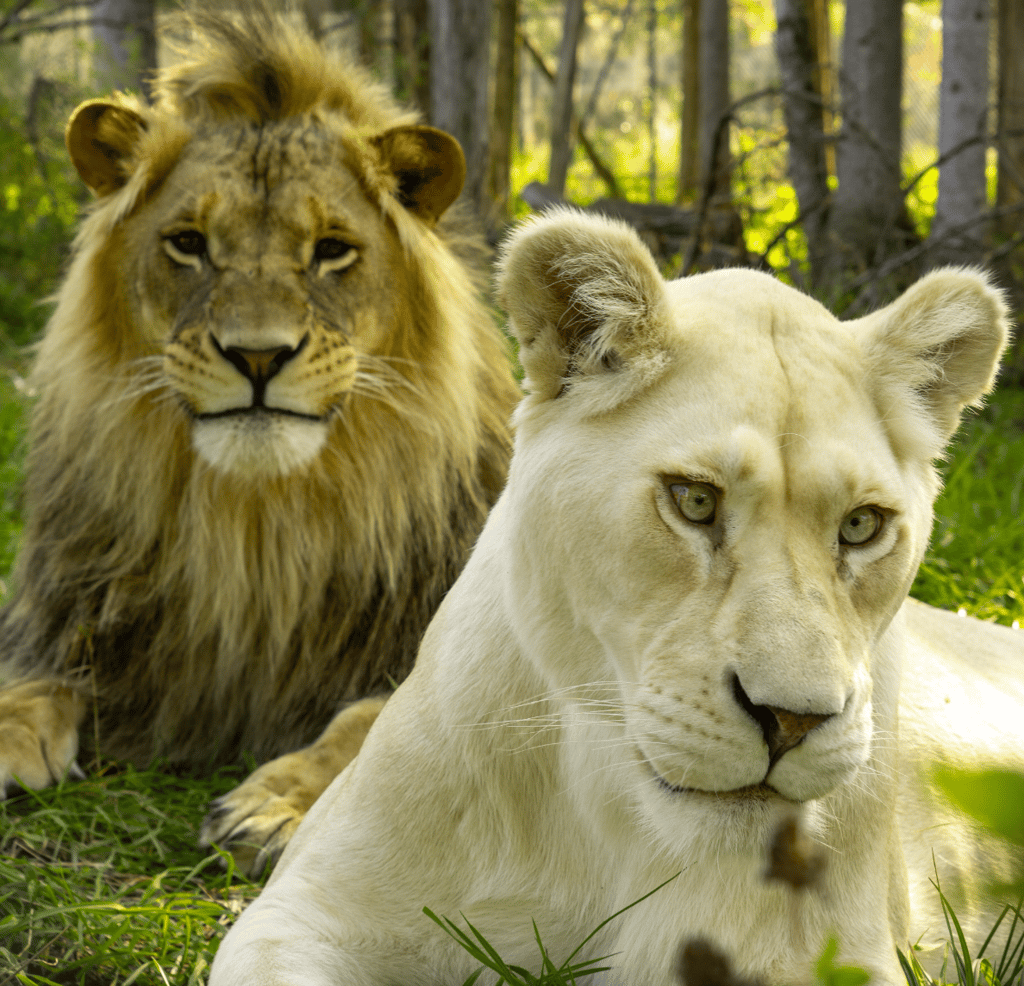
164;230;207;265
314;237;358;274
839;507;883;546
669;482;718;525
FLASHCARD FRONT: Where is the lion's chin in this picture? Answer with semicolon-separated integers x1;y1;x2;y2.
192;412;328;477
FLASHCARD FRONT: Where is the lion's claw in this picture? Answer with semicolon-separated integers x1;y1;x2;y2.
200;776;308;878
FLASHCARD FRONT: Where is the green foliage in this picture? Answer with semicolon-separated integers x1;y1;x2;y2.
934;768;1024;850
0;762;261;985
428;892;877;986
814;938;871;986
902;765;1024;984
925;880;1024;986
0;73;83;352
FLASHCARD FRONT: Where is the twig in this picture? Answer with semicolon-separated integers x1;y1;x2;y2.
681;86;778;275
521;33;622;198
579;0;635;126
841;201;1024;316
753;193;831;271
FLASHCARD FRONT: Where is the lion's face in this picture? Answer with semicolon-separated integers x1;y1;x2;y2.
66;94;467;479
497;211;1007;851
114;122;415;475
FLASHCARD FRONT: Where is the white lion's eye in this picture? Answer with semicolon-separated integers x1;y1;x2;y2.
314;237;359;275
669;482;718;525
839;506;883;546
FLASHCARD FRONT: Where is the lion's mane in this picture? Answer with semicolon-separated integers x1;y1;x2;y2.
0;10;518;769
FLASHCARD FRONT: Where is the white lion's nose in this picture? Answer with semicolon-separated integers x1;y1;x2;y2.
731;675;834;765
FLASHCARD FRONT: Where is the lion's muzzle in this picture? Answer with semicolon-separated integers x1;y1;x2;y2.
730;674;834;765
210;334;310;408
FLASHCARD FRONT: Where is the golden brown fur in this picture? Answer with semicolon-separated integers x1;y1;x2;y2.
0;9;517;821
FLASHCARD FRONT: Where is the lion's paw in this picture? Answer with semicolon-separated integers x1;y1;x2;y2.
200;698;387;877
0;681;86;796
200;770;309;878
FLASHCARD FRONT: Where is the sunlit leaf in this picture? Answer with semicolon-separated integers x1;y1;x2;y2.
932;767;1024;846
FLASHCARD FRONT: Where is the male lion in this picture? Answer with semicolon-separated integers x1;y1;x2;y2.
0;10;518;872
211;210;1024;984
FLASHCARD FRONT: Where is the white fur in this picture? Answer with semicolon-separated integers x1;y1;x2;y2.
192;416;328;476
209;211;1024;985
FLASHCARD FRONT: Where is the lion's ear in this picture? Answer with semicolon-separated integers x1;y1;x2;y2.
66;98;148;197
497;208;672;403
853;268;1010;453
372;125;465;226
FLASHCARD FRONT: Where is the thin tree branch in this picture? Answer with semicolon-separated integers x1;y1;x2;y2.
0;0;96;42
841;201;1024;316
681;86;778;275
579;0;634;129
752;193;831;272
522;33;622;198
2;16;140;45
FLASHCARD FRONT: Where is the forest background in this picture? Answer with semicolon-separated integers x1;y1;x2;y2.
7;0;1024;621
1;1;1024;984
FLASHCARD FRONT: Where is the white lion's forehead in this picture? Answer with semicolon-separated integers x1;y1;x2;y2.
636;332;903;505
665;278;869;419
646;409;900;506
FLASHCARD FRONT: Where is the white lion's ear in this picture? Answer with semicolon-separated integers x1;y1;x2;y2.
496;208;673;403
852;268;1010;455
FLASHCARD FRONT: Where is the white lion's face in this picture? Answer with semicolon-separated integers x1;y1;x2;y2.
501;264;941;852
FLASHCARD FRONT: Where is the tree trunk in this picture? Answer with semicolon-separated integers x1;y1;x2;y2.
520;39;537;150
93;0;157;101
825;0;910;283
996;0;1024;382
647;0;658;201
489;0;519;231
773;0;830;283
697;0;730;204
547;0;586;197
429;0;493;218
806;0;834;177
395;0;431;119
931;0;991;266
677;0;700;204
523;34;622;198
996;0;1024;236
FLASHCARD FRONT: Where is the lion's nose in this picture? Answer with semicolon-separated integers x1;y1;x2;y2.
211;335;307;404
217;342;301;383
731;675;834;765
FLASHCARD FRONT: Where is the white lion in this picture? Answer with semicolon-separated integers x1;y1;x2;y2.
209;210;1024;985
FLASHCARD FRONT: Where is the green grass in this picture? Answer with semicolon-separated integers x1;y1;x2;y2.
0;371;28;591
912;386;1024;627
0;763;261;985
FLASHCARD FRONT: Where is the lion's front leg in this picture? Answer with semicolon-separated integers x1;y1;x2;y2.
0;679;87;795
200;696;387;876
